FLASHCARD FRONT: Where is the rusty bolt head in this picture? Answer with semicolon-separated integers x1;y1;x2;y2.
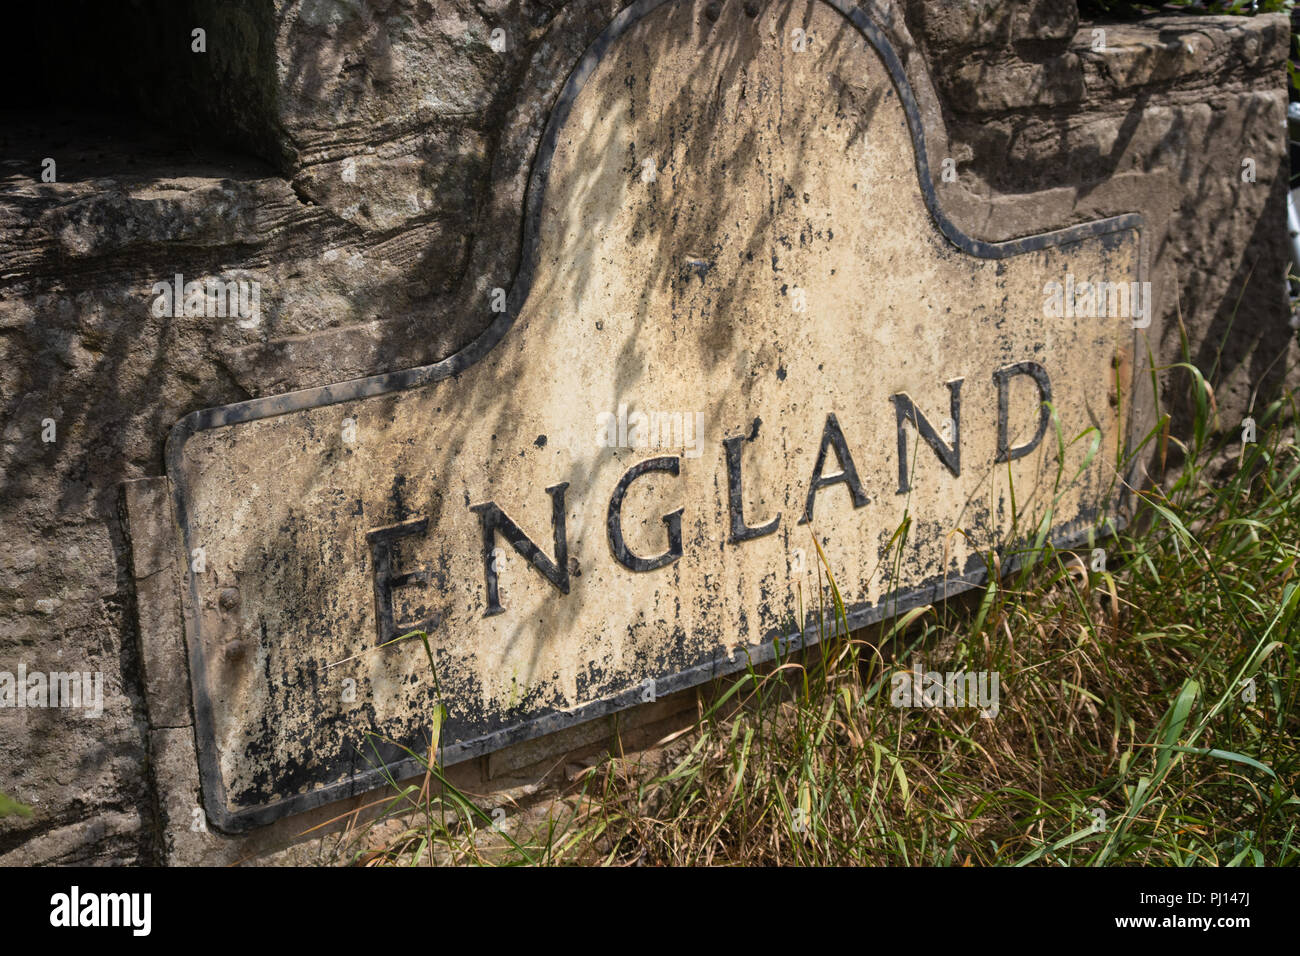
218;588;240;611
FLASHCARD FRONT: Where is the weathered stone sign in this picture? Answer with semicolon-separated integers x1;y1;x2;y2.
168;0;1140;831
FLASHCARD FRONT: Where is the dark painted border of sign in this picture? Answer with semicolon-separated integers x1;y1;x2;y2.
166;0;1145;832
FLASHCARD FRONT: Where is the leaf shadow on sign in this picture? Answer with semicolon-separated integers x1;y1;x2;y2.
433;1;893;708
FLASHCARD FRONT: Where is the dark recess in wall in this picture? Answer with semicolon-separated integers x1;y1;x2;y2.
0;0;278;178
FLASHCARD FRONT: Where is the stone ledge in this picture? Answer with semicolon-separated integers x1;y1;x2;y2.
1077;12;1290;98
486;687;699;781
938;11;1288;116
905;0;1079;58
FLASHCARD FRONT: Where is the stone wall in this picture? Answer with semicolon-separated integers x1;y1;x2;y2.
0;0;1292;864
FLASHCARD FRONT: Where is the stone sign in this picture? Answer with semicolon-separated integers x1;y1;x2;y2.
167;0;1140;831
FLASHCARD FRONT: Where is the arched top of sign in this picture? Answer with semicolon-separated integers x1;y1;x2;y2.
516;0;1140;324
168;0;1142;458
